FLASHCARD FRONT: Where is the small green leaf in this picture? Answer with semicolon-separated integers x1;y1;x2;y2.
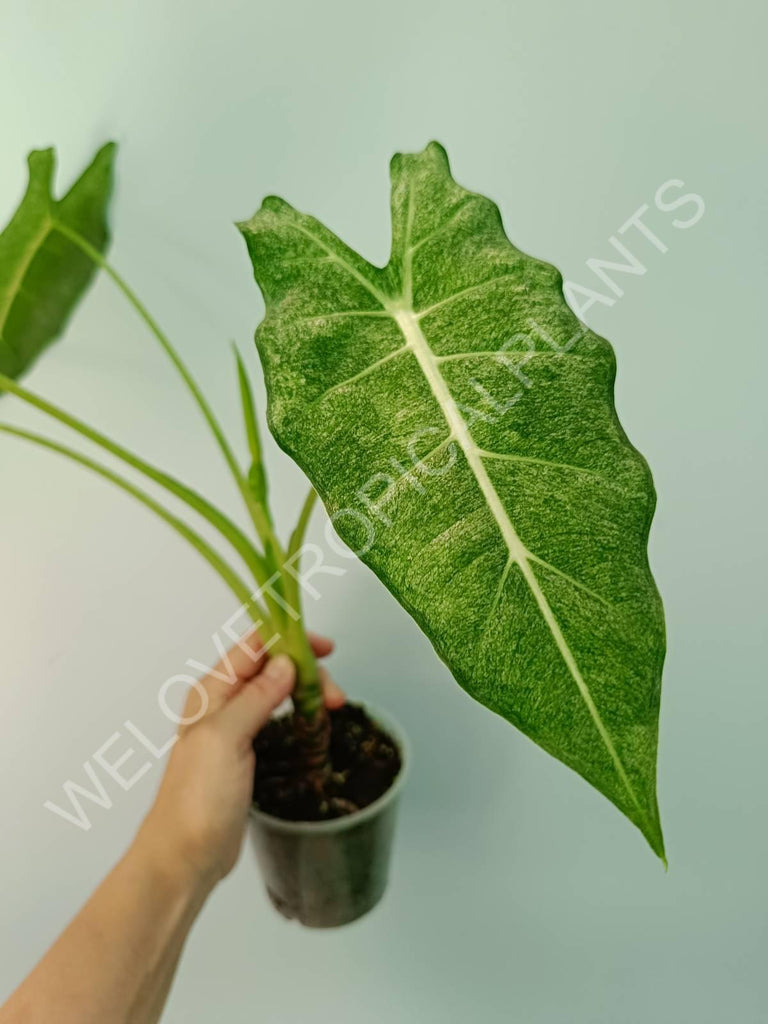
0;142;116;381
239;142;667;859
235;346;270;508
287;487;317;561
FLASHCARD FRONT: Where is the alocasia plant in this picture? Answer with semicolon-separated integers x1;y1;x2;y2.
239;142;666;859
0;140;666;860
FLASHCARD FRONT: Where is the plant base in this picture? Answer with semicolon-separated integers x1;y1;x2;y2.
249;705;408;928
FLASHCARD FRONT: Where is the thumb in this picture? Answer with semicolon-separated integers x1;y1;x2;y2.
220;654;295;742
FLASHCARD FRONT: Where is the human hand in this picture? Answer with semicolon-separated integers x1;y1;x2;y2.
135;632;343;894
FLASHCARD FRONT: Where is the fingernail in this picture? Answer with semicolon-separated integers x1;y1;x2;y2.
262;654;294;683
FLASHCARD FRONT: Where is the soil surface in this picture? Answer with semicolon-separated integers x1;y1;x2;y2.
253;703;402;821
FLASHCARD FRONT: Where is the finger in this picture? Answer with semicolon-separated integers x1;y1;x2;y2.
191;630;275;716
219;654;295;743
308;633;334;658
212;629;272;683
320;667;346;709
208;631;331;693
190;631;333;719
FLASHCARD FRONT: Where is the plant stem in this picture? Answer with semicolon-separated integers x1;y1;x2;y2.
232;346;291;623
283;619;324;717
276;489;325;721
280;616;330;779
232;351;326;745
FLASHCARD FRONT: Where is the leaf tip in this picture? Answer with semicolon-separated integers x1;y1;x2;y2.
233;342;248;377
656;837;668;868
641;809;667;865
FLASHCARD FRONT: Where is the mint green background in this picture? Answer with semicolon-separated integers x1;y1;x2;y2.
0;1;766;1021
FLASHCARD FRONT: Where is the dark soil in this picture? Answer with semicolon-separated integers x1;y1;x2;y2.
253;703;402;822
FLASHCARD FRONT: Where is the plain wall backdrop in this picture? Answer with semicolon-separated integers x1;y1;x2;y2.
0;1;766;1021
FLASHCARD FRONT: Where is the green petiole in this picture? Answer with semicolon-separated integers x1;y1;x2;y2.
0;372;270;591
0;423;269;624
52;223;272;553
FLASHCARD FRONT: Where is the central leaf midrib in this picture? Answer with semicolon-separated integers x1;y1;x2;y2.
0;215;53;342
393;308;529;561
392;306;640;813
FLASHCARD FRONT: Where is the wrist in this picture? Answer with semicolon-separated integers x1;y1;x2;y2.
132;814;220;906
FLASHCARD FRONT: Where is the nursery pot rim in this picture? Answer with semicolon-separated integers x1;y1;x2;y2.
249;702;409;834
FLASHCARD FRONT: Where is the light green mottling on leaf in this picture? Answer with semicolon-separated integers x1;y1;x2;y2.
239;142;666;859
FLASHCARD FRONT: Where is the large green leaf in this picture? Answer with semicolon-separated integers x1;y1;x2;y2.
239;142;666;859
0;142;115;380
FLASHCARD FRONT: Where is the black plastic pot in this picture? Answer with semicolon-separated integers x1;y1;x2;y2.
249;707;408;928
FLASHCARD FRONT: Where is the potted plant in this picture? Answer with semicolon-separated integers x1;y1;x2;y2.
0;140;666;925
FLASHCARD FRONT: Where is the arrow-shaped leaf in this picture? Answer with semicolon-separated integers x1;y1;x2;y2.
239;142;666;859
0;142;116;381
